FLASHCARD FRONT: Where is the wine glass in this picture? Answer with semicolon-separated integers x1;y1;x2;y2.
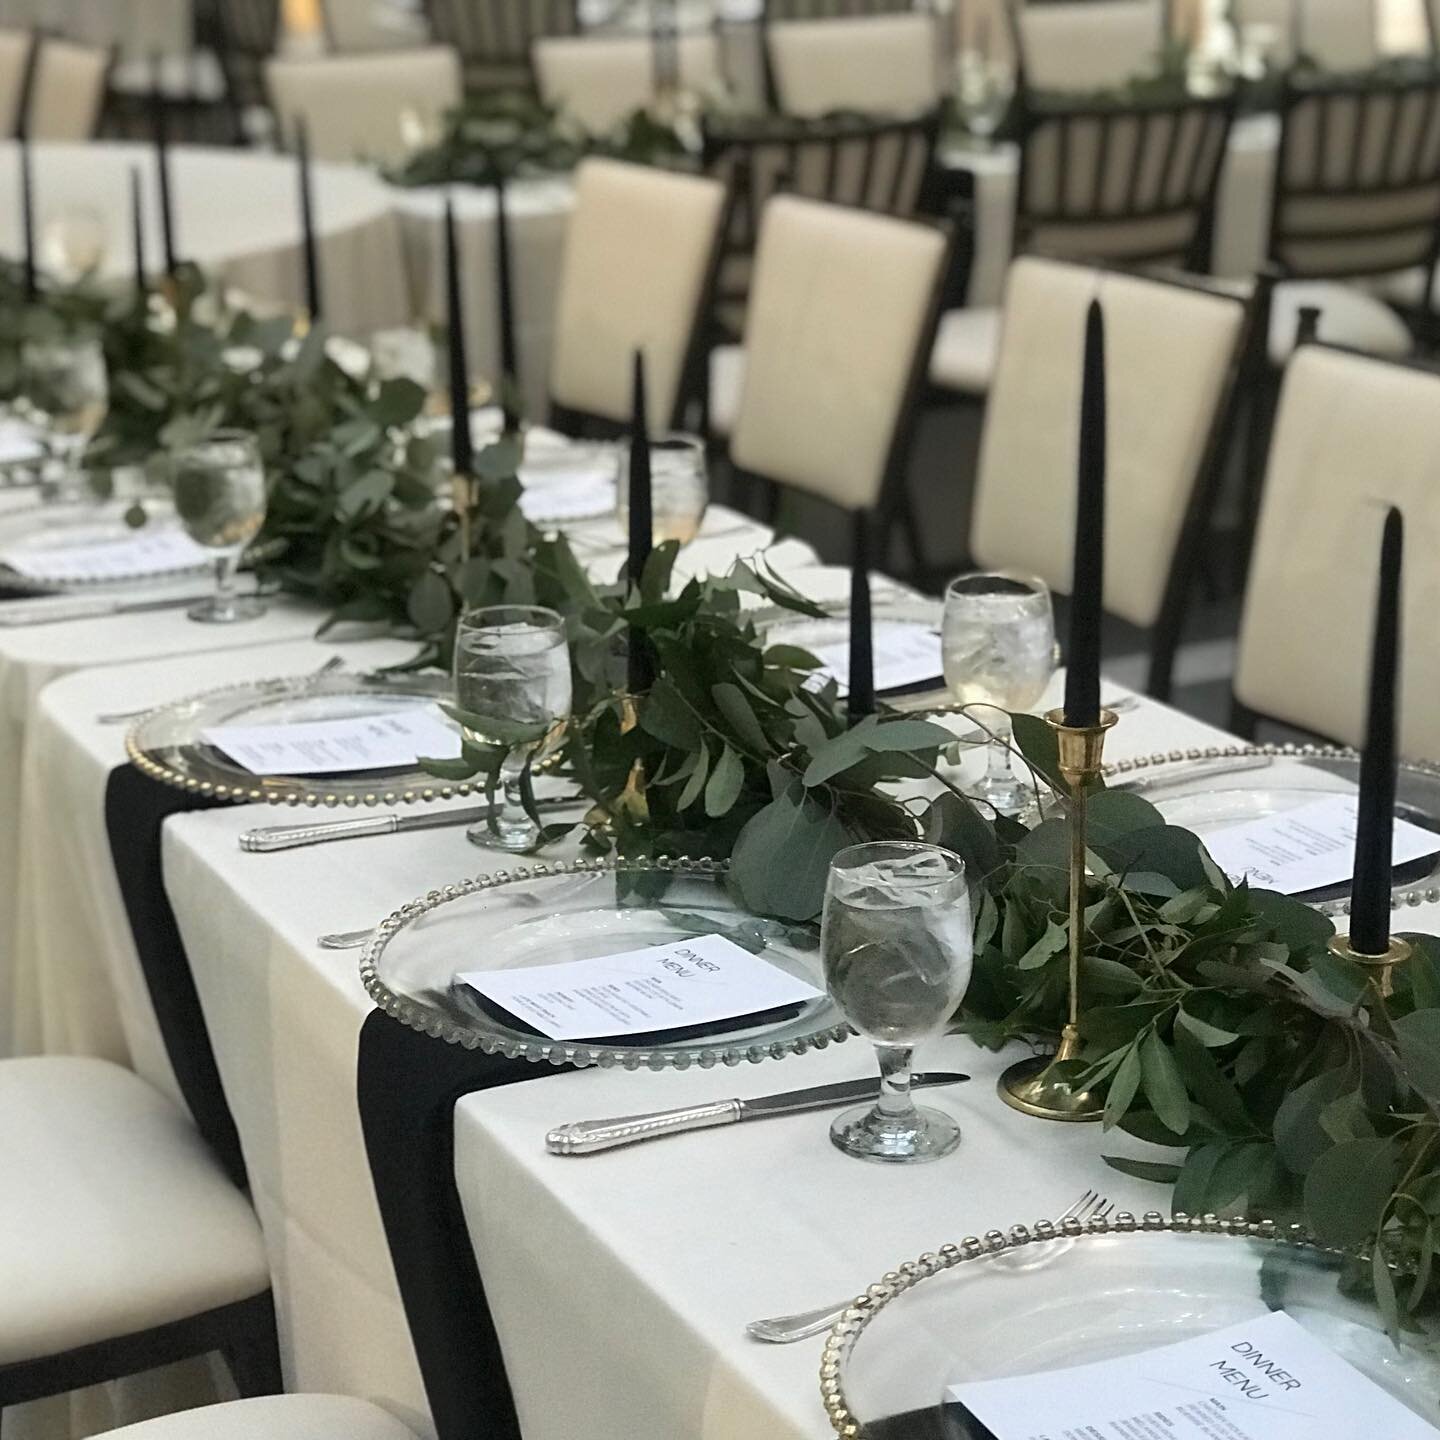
23;335;108;502
618;432;709;545
171;429;268;624
453;605;572;852
942;571;1056;815
953;50;1014;148
40;206;107;282
822;841;973;1165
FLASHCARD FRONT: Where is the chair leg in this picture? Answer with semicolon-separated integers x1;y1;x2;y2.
218;1293;282;1398
1238;365;1280;590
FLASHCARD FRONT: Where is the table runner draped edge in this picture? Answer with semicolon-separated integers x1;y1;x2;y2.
103;765;246;1186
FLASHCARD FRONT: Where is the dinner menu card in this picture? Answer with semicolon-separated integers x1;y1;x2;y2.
948;1311;1439;1439
456;933;821;1041
1202;794;1440;895
808;620;943;695
203;705;461;776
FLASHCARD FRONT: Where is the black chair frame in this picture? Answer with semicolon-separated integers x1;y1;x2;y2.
423;0;579;92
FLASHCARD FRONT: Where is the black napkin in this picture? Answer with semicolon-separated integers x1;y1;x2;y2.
357;1011;568;1440
103;766;244;1185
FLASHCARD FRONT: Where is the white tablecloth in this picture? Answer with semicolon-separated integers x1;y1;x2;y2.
0;143;412;337
945;111;1279;306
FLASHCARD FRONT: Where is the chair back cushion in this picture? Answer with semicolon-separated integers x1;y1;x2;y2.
1016;0;1163;92
1236;345;1440;757
730;195;948;510
766;12;941;118
549;158;727;429
972;256;1246;628
0;27;28;136
27;37;109;141
265;47;462;164
534;31;725;136
1272;73;1440;280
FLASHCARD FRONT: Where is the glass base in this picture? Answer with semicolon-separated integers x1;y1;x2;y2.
188;594;266;624
829;1101;961;1165
966;774;1029;816
465;816;538;853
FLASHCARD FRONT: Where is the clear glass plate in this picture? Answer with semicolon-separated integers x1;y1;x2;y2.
1108;746;1440;907
360;857;852;1068
0;496;204;591
125;669;480;807
823;1216;1440;1438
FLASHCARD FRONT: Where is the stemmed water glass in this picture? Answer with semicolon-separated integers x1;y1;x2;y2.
23;335;108;501
942;571;1056;815
953;50;1015;147
822;842;973;1165
171;429;269;624
618;432;709;545
453;604;573;852
40;206;108;282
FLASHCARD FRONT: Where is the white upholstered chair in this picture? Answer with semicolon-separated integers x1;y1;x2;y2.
0;1055;278;1413
724;195;950;544
92;1394;421;1439
548;158;729;434
765;12;942;117
25;35;110;140
265;47;462;164
1012;0;1164;91
1233;345;1440;759
930;91;1235;397
534;31;727;136
0;28;30;136
969;257;1253;697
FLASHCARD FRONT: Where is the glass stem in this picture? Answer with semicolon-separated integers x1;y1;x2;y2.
985;713;1014;791
875;1043;918;1124
214;548;240;612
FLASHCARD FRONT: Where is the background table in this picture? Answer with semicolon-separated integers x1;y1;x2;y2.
0;143;412;337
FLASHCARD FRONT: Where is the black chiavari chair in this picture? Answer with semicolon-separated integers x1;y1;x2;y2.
211;0;282;141
423;0;578;92
763;0;917;16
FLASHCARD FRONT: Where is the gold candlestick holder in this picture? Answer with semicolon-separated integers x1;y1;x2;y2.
1328;933;1412;1001
998;706;1119;1122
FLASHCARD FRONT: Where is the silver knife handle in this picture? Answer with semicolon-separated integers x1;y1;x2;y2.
546;1099;744;1155
239;815;400;852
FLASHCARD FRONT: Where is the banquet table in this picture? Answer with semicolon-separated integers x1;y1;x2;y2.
0;143;411;337
944;112;1280;306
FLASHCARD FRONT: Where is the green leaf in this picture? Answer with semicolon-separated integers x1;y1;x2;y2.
1141;1029;1192;1136
763;643;821;670
801;729;870;787
1017;918;1067;970
372;376;425;426
920;791;1001;883
1274;1067;1352;1175
1086;789;1167;846
1171;1018;1251;1134
1102;1156;1183;1185
1172;1143;1225;1214
639;677;703;750
1302;1137;1399;1248
712;682;770;754
475;436;522;479
1010;711;1063;791
704;744;745;818
407;570;454;634
676;742;710;811
729;784;851;922
1393;1009;1440;1103
1103;1041;1144;1130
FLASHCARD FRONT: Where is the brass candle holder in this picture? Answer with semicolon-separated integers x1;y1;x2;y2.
998;706;1119;1122
1328;933;1412;1001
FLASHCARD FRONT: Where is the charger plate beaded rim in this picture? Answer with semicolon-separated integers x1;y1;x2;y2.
357;854;855;1069
817;1211;1363;1438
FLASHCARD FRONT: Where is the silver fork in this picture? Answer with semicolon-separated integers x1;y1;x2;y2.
97;654;347;724
743;1188;1113;1345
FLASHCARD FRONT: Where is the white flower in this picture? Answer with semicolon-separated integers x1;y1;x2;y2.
369;327;436;388
324;335;373;381
221;345;265;375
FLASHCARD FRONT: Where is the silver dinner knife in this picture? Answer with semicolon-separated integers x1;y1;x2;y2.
545;1073;971;1155
240;798;581;852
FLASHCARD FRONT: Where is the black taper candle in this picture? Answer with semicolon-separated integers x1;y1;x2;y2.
847;509;875;722
443;197;473;480
493;178;519;432
1350;507;1404;955
1063;299;1106;728
18;122;35;301
626;350;655;694
297;117;323;323
150;62;177;275
130;165;147;297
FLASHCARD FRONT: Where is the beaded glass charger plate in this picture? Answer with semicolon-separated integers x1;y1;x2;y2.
0;497;208;593
125;669;482;807
360;857;850;1068
822;1215;1440;1438
1107;745;1440;909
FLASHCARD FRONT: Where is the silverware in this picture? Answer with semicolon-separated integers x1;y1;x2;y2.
744;1188;1112;1345
99;654;348;726
243;795;580;852
1111;754;1273;794
0;590;215;627
546;1073;971;1156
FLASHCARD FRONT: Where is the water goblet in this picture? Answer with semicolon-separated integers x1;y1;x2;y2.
954;50;1014;147
822;842;973;1164
618;431;709;546
171;429;268;624
942;570;1056;815
23;335;108;502
453;604;572;852
40;206;108;282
